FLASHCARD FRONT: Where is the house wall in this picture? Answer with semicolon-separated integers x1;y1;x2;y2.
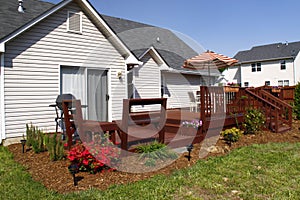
0;53;3;143
162;72;202;109
134;53;160;99
3;2;126;140
222;65;240;85
240;59;294;87
294;53;300;84
132;53;161;111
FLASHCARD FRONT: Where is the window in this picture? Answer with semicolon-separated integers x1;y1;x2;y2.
251;63;256;72
284;80;289;86
280;60;286;70
251;63;261;72
244;82;249;87
265;81;270;86
257;63;261;71
278;80;290;87
127;69;134;98
67;11;82;33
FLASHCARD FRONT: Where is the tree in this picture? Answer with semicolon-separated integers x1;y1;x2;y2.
294;82;300;119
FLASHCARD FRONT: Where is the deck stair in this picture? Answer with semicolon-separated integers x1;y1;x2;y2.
242;87;293;133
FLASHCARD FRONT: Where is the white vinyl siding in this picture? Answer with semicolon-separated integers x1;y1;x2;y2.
0;54;3;142
132;53;161;111
163;72;202;109
3;2;126;138
135;54;160;98
241;59;294;87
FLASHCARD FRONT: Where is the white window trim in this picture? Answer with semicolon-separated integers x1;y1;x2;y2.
280;60;286;70
67;11;82;34
251;63;261;72
59;65;111;121
278;79;290;87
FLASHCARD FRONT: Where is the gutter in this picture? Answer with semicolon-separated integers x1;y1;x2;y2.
235;56;294;65
293;56;296;85
167;68;220;76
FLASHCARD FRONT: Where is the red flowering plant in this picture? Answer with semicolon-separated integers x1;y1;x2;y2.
67;134;120;174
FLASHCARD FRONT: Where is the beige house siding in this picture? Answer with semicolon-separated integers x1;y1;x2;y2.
163;72;202;109
3;2;126;139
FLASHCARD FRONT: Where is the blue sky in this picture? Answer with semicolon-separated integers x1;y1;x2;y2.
46;0;300;57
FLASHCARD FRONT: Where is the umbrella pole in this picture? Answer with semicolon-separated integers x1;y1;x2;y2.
208;65;211;86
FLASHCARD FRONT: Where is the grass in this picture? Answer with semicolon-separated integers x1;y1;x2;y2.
1;142;300;199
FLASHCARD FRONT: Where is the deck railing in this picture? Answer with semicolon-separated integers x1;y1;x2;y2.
244;89;281;132
249;88;293;129
199;86;292;133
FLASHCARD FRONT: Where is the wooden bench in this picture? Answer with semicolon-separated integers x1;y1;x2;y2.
62;100;119;148
115;98;167;150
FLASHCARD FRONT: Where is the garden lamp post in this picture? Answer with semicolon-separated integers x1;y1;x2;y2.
186;144;193;161
68;163;79;186
20;139;27;153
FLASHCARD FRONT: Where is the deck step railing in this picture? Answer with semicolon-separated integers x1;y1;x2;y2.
199;86;292;133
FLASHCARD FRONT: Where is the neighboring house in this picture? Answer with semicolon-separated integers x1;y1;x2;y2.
223;41;300;87
0;0;218;144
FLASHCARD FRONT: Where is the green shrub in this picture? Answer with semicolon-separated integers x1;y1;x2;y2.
294;82;300;119
135;141;177;166
220;127;243;144
26;123;46;153
26;123;65;160
45;133;65;161
243;108;266;134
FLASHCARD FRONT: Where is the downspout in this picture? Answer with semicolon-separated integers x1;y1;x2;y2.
293;56;296;85
0;53;5;144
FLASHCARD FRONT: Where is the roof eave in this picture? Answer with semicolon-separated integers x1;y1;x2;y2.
139;46;170;69
170;69;220;77
77;0;137;60
235;56;296;65
0;0;139;64
0;0;72;53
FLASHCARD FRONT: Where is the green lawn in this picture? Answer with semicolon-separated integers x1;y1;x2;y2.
1;142;300;199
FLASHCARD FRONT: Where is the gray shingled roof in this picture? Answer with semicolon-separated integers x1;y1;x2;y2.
234;41;300;63
101;15;198;70
0;0;200;72
0;0;54;40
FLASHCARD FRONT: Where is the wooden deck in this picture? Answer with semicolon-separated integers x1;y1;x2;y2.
114;109;241;150
62;86;293;150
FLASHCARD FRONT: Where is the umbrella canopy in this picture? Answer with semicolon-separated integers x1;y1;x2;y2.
182;50;238;70
182;50;238;85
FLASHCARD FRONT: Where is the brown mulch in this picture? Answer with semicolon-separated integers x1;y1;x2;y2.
7;120;300;194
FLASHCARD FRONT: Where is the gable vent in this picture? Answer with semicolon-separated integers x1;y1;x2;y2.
67;11;82;33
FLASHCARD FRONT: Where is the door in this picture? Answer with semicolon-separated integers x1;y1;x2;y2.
87;69;108;121
61;66;108;121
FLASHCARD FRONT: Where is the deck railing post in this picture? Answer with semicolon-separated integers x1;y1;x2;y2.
200;86;206;134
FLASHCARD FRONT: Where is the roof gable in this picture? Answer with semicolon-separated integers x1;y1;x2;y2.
0;0;200;70
234;41;300;63
0;0;140;64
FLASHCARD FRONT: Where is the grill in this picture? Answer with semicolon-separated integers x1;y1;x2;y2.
50;94;76;135
55;93;76;110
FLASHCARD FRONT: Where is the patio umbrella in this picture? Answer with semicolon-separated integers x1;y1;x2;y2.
182;50;238;85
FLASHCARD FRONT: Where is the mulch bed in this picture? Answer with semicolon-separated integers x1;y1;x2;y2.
7;120;300;194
